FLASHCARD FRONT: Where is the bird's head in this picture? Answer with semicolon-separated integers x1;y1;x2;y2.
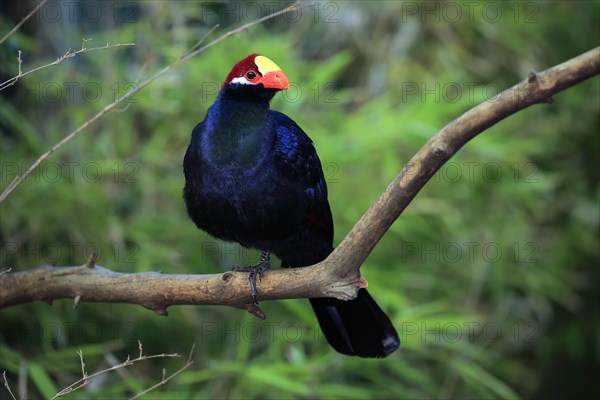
222;54;290;101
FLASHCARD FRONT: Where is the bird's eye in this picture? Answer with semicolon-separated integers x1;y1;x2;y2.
245;71;256;80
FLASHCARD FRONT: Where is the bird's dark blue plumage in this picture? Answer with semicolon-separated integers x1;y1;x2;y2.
183;54;399;357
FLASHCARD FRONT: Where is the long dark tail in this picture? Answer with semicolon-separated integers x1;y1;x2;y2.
309;289;400;358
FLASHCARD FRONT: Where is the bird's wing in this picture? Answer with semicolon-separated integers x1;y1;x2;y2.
270;111;334;243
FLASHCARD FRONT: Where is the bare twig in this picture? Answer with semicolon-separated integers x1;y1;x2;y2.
59;349;92;395
129;344;195;400
17;51;22;75
1;47;598;315
0;0;48;45
0;1;304;204
52;342;181;399
0;41;136;91
1;371;17;400
183;24;220;59
78;349;88;379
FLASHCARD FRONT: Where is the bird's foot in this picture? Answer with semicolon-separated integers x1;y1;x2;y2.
248;259;270;304
233;251;271;304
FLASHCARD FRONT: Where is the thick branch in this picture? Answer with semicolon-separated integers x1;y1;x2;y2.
1;47;598;316
0;263;350;317
330;46;600;272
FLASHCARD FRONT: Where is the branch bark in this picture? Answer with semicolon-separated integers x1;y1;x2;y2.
1;47;598;317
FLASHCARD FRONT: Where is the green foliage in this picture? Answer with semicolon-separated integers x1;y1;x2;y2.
1;1;598;399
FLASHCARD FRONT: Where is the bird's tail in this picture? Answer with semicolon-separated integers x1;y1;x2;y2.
309;289;400;358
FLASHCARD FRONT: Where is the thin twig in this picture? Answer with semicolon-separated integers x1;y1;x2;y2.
17;51;22;75
78;350;88;380
0;0;48;45
183;24;220;59
1;371;17;400
0;41;136;91
52;342;181;399
59;350;91;395
129;344;196;400
0;1;303;204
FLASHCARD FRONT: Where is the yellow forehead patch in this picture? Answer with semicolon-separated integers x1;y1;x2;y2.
255;56;282;74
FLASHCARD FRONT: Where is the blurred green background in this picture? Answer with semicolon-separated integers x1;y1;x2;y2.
1;1;598;399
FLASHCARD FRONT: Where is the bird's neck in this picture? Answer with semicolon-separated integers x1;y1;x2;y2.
202;92;273;168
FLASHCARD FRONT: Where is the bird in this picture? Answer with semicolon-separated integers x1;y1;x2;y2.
183;54;399;358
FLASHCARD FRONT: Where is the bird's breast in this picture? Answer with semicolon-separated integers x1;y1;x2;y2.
185;160;307;247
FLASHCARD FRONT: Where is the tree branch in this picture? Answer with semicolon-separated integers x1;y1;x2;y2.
1;47;598;317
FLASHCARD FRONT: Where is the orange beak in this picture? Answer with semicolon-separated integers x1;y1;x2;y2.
255;55;290;90
260;70;290;90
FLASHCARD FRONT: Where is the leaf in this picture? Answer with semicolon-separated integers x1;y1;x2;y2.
28;362;58;400
454;360;520;400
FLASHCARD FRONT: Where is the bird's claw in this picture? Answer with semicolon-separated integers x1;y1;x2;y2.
233;251;271;304
248;259;270;304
